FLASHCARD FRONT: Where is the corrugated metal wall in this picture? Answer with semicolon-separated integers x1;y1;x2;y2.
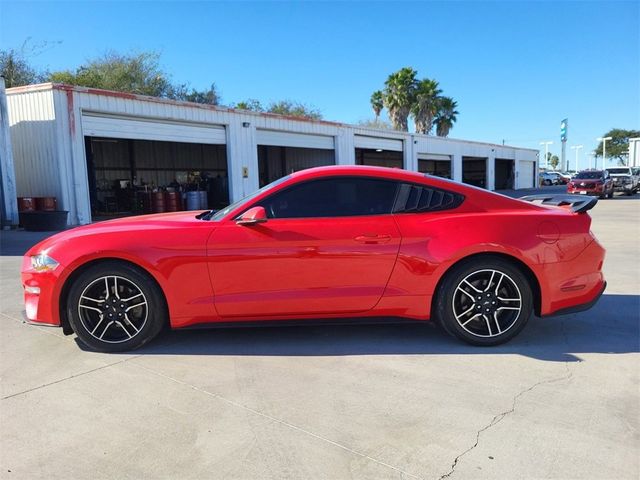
7;90;62;199
5;85;540;224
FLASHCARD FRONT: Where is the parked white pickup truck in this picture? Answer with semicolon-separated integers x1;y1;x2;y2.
607;167;639;195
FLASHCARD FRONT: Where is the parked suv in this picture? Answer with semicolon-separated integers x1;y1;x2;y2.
567;170;614;199
607;166;639;195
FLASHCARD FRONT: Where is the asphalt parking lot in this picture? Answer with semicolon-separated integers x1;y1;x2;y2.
1;191;638;480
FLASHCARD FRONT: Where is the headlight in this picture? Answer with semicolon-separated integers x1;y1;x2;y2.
30;254;59;272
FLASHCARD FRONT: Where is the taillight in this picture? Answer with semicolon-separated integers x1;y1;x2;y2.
568;182;574;188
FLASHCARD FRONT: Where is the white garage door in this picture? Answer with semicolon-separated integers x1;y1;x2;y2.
518;160;536;189
256;130;334;150
81;113;226;144
417;153;451;161
354;135;403;152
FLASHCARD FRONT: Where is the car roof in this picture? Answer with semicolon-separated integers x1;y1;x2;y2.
289;165;427;182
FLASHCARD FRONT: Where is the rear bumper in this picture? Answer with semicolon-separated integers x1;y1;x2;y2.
535;239;606;317
542;281;606;317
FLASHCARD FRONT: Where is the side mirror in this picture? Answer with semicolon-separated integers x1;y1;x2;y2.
236;206;267;226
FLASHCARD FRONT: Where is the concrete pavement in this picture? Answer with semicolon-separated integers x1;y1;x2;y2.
1;195;638;479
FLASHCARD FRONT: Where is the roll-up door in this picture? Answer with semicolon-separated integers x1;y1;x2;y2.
354;135;403;152
256;130;334;150
417;153;451;161
518;160;535;189
81;113;226;144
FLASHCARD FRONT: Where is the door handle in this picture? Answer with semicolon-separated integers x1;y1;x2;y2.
354;234;392;244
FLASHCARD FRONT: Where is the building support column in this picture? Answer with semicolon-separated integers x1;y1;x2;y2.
335;130;355;165
452;153;463;183
487;155;496;190
404;136;417;171
226;119;259;202
0;77;18;227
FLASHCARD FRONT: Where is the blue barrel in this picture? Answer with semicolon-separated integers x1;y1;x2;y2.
199;191;208;210
186;191;201;211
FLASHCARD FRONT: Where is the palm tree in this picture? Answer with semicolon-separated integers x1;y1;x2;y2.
411;78;441;135
434;97;459;137
370;90;384;120
382;67;417;131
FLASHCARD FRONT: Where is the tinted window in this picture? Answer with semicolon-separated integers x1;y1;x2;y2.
261;177;398;218
607;168;630;175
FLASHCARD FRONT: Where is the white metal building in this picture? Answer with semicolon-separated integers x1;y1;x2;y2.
5;83;538;225
629;138;640;167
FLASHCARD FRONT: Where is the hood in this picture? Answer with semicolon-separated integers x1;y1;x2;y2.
27;211;209;256
572;179;602;184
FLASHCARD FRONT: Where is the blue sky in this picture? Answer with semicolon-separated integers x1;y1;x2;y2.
2;1;638;168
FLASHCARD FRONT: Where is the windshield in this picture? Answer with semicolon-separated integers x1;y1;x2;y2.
208;175;291;221
607;168;630;175
574;171;603;179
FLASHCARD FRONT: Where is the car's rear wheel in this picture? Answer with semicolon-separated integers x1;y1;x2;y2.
66;262;167;352
436;257;533;346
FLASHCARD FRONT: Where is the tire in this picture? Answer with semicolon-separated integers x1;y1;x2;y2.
607;190;614;198
66;261;167;352
435;257;533;346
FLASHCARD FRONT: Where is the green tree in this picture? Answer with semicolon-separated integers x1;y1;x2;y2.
549;154;560;170
50;51;174;97
382;67;418;131
175;83;220;105
370;90;384;120
266;100;322;120
594;128;640;165
357;118;394;130
230;99;322;119
233;99;264;111
411;78;441;134
434;97;459;137
0;49;45;87
48;51;220;105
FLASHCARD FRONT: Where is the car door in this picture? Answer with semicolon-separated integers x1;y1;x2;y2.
207;176;402;318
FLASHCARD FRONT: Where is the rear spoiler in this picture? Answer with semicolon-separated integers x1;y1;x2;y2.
519;194;597;214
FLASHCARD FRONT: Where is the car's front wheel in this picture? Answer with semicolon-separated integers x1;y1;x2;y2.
435;257;533;346
66;261;167;352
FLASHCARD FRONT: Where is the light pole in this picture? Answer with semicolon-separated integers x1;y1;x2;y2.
540;141;553;169
570;145;583;172
587;152;596;169
596;136;613;169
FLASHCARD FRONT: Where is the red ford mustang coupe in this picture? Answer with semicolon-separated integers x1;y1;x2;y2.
22;166;606;352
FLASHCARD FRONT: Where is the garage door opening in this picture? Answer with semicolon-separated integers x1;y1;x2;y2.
85;137;229;219
418;156;452;179
462;157;487;188
495;159;515;190
258;146;335;187
355;148;403;169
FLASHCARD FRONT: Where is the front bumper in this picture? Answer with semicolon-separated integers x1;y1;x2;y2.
613;183;634;192
21;256;64;327
567;188;604;196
